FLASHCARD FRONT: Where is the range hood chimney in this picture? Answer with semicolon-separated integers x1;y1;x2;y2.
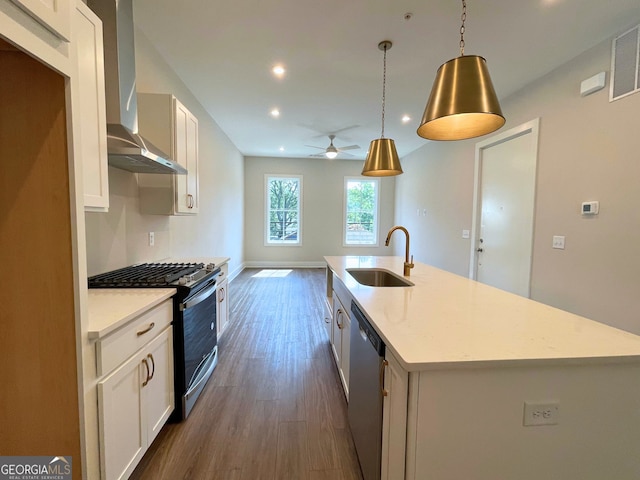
88;0;186;174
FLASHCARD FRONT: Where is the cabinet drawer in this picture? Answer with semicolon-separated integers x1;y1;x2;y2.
332;273;353;311
96;300;173;376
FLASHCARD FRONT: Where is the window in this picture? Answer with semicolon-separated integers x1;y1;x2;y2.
344;177;379;246
265;175;302;245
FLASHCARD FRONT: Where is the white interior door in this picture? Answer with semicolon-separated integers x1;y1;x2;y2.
469;119;539;297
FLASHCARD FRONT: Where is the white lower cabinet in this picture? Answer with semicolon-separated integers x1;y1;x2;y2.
98;325;174;480
216;277;229;336
323;297;333;343
215;263;230;337
331;275;352;399
381;350;408;480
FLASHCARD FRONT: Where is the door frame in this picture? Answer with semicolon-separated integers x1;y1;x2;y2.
468;118;541;290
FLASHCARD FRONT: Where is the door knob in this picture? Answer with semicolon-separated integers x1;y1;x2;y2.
477;248;484;253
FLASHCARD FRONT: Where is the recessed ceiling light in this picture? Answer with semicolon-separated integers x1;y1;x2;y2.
402;115;411;124
279;146;285;152
272;65;286;77
270;108;280;118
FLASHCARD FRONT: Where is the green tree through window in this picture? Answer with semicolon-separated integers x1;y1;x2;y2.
266;176;301;244
345;178;379;245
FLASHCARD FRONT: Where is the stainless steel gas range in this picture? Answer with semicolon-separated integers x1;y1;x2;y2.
88;262;221;420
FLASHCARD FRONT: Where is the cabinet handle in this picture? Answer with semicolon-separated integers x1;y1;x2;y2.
142;358;150;387
137;322;155;336
219;287;225;302
336;309;343;329
147;353;155;381
380;360;389;397
187;194;194;208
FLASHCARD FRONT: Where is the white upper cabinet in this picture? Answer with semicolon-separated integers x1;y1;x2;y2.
137;93;200;215
10;0;71;41
72;0;109;211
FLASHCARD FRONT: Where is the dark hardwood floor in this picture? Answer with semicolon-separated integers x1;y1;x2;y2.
130;268;363;480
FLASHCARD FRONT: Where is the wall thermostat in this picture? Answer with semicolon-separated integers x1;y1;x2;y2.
581;201;599;215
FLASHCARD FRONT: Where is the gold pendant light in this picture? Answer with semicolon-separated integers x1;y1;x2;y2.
417;1;505;141
362;41;403;177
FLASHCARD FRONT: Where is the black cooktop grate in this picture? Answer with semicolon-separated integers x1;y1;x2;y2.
88;263;204;288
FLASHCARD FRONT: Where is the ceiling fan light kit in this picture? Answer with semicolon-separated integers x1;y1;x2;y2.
417;0;505;141
362;40;403;177
306;134;359;159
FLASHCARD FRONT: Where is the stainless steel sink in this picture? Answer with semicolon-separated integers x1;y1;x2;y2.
346;268;414;287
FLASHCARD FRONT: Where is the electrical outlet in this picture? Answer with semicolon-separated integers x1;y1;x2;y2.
148;232;155;246
552;235;565;249
523;401;559;426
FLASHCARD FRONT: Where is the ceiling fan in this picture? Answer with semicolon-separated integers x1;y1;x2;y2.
306;135;360;159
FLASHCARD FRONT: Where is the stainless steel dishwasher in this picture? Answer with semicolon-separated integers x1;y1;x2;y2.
349;301;386;480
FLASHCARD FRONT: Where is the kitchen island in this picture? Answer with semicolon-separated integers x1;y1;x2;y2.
325;255;640;480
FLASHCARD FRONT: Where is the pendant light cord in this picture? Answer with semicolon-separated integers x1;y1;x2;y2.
381;43;387;138
459;0;466;56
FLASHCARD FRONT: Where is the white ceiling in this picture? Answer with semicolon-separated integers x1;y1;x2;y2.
133;0;640;161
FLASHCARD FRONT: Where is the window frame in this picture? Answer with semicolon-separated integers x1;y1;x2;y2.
264;174;303;246
343;176;380;247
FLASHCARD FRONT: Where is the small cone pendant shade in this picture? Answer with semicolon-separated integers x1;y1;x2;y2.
417;55;505;141
361;138;403;176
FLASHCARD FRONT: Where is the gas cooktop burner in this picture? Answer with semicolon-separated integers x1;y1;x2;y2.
88;262;214;288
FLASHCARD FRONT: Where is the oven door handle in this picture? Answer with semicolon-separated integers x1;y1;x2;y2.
180;281;217;311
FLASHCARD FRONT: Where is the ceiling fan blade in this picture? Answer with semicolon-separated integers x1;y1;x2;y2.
336;144;360;151
309;153;327;158
337;151;355;157
304;145;326;150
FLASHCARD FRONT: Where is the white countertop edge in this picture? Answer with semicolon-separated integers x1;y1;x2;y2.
87;288;176;340
326;255;640;372
391;351;640;372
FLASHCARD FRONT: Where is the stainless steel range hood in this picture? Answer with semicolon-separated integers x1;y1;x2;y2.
88;0;186;174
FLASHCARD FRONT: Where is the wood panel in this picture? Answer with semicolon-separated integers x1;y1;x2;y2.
0;45;81;476
130;269;363;480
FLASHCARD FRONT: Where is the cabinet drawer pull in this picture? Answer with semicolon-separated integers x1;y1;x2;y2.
142;358;150;387
336;309;343;329
380;360;389;397
147;354;155;381
137;322;155;336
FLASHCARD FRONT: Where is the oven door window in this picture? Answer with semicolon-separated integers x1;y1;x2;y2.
181;284;217;388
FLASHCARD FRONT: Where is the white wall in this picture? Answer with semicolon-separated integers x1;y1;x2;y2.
244;156;396;266
395;36;640;334
85;28;244;277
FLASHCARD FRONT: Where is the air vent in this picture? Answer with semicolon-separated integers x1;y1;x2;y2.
610;25;640;101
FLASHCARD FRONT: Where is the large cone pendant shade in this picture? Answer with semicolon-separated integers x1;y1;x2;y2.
362;138;403;176
417;55;504;140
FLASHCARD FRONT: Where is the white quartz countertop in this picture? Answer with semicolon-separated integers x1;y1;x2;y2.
88;289;176;340
325;256;640;371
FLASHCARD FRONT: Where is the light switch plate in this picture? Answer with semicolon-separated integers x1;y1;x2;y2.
462;230;470;239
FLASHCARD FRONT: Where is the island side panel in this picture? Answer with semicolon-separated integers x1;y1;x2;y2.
409;362;640;480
